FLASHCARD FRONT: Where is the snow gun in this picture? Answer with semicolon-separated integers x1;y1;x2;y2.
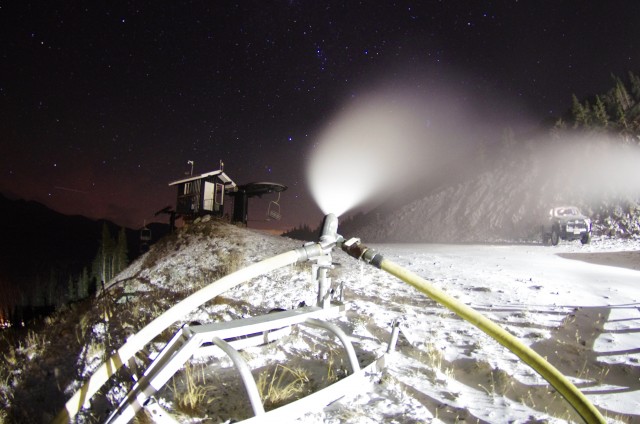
54;213;605;424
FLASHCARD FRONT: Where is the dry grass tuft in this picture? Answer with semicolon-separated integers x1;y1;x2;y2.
257;364;311;409
132;409;153;424
170;362;215;415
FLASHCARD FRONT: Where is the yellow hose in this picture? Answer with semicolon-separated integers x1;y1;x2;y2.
380;258;605;424
54;249;301;424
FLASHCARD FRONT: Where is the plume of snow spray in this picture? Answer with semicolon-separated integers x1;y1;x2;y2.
534;133;640;204
307;73;640;241
306;92;440;217
304;72;526;218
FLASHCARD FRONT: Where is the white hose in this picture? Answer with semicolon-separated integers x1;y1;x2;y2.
54;249;301;423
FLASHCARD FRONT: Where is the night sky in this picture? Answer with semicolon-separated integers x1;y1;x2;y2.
2;2;639;231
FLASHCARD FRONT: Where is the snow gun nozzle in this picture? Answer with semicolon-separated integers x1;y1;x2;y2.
294;213;344;261
319;213;343;247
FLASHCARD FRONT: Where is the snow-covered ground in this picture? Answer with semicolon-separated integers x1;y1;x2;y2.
115;225;640;423
3;220;639;423
337;239;640;422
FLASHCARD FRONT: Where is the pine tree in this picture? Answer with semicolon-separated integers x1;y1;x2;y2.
628;71;640;101
613;76;633;111
78;267;89;299
571;94;588;127
93;223;116;287
32;278;44;307
594;95;609;127
616;103;628;130
584;100;593;127
67;275;76;302
115;227;129;275
46;269;56;307
47;267;63;307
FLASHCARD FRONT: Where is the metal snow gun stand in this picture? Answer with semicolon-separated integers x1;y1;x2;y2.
55;214;605;424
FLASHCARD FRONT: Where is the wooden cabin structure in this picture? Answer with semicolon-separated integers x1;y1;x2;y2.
168;169;237;219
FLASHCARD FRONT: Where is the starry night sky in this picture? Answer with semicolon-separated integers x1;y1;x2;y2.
1;2;639;231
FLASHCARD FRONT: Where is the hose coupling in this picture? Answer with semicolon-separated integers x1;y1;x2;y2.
341;237;384;268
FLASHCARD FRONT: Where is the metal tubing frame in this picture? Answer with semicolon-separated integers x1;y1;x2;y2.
387;319;401;353
211;337;265;416
106;328;205;424
194;325;292;359
238;356;387;424
188;305;344;340
104;305;348;423
302;318;360;373
55;250;303;424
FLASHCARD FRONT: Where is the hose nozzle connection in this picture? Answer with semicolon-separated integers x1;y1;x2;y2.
295;213;344;261
341;237;384;268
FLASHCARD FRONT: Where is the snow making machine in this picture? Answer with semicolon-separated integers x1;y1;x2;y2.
55;214;605;424
55;214;397;423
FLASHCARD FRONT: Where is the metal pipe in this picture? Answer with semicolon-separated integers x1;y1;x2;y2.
106;328;204;424
211;337;265;416
303;318;360;373
341;238;605;424
387;319;401;354
317;266;330;308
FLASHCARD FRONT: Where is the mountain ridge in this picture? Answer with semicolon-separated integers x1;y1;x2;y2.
0;192;170;325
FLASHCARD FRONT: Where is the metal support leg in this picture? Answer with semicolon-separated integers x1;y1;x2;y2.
314;266;332;309
387;319;401;353
303;318;360;373
106;307;360;424
312;250;333;309
211;337;265;416
106;327;204;424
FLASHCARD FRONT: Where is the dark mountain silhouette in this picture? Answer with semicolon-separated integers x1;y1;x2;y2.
0;193;170;325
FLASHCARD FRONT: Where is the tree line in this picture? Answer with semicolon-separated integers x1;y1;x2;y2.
5;223;129;326
559;71;640;138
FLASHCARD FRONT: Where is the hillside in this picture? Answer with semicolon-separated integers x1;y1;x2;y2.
0;218;314;422
2;216;639;423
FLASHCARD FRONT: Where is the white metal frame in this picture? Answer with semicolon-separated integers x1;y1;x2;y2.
105;304;391;423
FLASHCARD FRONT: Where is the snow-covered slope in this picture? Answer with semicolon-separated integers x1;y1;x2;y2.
2;216;640;423
357;165;544;242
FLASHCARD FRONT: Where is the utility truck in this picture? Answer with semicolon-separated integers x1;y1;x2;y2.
542;206;592;245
